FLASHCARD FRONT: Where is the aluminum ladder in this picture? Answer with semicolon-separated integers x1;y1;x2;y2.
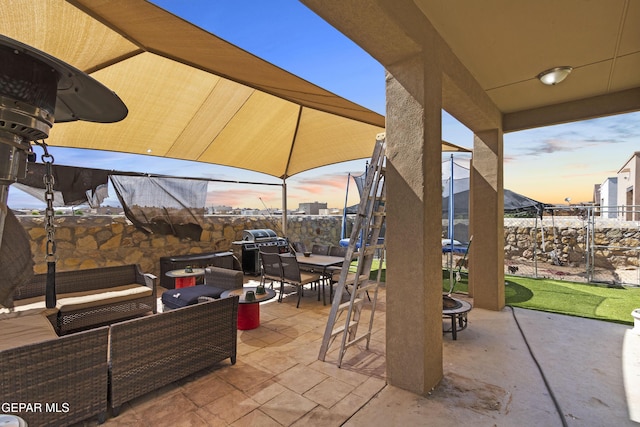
318;133;386;367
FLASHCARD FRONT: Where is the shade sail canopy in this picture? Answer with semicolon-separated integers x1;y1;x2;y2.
0;0;382;179
1;0;472;178
0;0;466;179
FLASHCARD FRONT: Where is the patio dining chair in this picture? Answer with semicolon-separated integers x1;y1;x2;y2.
311;244;330;255
292;241;307;254
259;251;283;295
329;245;348;257
278;253;322;308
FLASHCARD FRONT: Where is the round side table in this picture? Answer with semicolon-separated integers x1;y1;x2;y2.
221;287;276;330
165;268;205;288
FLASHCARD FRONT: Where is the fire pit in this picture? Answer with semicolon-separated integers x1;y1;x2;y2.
442;294;472;340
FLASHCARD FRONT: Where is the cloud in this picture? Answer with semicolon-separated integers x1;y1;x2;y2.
206;185;280;209
530;138;577;154
505;111;640;158
503;155;518;163
295;174;348;192
516;136;610;156
595;112;640;141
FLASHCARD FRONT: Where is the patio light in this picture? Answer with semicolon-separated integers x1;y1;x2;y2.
537;66;573;85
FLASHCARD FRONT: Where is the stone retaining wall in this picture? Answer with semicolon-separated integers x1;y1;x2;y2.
504;217;640;268
16;215;639;280
18;215;347;278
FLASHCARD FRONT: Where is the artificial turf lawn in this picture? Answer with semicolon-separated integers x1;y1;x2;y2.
442;270;639;325
503;276;640;325
369;264;638;325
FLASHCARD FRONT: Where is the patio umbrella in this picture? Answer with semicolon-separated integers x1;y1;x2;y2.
0;0;468;234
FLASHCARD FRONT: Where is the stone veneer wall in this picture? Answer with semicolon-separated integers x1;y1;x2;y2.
504;217;640;268
18;215;349;278
16;215;639;279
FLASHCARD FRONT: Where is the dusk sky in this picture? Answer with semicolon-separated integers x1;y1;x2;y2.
8;1;640;210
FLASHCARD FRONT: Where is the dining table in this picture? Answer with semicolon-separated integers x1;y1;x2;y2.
296;254;345;305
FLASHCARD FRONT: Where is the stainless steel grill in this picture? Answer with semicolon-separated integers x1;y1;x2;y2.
242;229;278;243
233;229;288;275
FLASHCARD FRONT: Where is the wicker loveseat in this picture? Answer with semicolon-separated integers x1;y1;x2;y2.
0;296;239;425
109;295;239;415
11;264;156;335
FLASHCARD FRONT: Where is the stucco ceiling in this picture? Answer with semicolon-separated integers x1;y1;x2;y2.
413;0;640;114
302;0;640;133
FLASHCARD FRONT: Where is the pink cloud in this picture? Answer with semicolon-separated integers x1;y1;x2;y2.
203;171;357;210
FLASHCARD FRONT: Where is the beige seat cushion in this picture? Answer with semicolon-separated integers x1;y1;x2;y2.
10;284;151;313
0;310;58;350
4;298;49;313
56;284;152;312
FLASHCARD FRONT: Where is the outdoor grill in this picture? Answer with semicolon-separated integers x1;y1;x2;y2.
232;229;288;275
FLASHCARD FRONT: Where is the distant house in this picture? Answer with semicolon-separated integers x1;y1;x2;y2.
298;202;327;215
240;208;260;216
212;205;233;214
599;177;618;218
616;151;640;221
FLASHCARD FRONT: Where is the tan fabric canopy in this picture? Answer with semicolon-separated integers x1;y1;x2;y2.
0;0;466;180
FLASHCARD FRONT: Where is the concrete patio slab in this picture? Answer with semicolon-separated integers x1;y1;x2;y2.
74;280;637;426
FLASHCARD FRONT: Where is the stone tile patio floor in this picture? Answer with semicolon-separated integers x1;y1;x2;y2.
74;277;638;426
94;279;388;426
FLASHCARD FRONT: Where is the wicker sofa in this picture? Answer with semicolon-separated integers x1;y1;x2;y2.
10;264;156;335
0;296;239;425
0;326;110;426
109;295;239;415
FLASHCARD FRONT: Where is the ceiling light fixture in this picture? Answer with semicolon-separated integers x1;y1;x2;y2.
537;66;573;85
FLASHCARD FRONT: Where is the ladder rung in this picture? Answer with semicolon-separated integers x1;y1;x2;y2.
344;333;371;348
360;242;384;249
342;273;368;285
331;320;359;338
357;283;378;293
338;298;363;311
346;277;369;288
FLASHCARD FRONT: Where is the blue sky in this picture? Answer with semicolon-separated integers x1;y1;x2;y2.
8;1;640;210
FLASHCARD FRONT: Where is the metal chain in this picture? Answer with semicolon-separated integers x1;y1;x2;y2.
35;141;57;262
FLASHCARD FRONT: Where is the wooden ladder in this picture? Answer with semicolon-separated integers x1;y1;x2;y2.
318;133;387;367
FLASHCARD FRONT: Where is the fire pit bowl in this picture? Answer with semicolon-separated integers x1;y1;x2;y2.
443;294;463;310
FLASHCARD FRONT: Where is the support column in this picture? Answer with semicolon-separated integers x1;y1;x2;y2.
281;179;288;236
469;129;505;310
386;55;444;394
